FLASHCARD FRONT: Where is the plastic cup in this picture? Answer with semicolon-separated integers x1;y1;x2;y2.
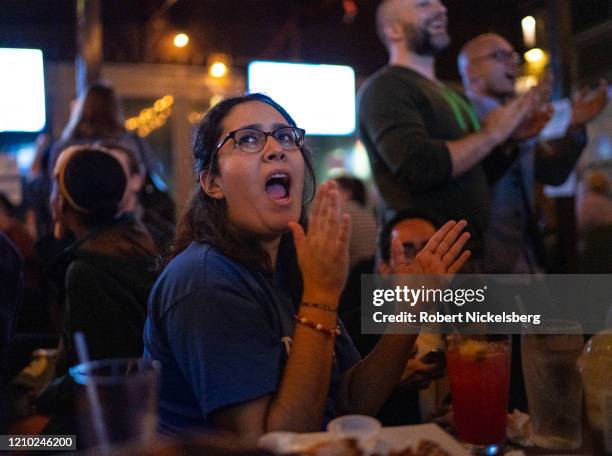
521;320;584;450
69;358;160;449
327;414;381;447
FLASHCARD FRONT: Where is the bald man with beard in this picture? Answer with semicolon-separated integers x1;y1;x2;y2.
358;0;539;268
459;33;608;272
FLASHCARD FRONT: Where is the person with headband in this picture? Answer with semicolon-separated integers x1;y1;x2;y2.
143;93;471;439
50;146;158;363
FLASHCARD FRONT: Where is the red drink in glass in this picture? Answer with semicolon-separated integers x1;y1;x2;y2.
446;336;511;447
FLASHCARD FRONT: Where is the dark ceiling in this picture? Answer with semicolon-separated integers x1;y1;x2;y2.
1;0;610;81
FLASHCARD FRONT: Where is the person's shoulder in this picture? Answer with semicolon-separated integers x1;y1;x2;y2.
358;66;424;111
151;243;254;308
359;66;389;96
64;254;103;290
163;242;246;279
360;66;422;93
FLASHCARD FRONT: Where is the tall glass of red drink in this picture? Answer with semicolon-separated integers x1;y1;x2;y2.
446;335;511;453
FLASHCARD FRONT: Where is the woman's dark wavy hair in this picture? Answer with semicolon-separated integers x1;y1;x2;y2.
167;93;316;284
61;81;125;142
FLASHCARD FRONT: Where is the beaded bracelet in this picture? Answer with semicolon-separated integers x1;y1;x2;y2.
300;301;337;313
294;315;341;337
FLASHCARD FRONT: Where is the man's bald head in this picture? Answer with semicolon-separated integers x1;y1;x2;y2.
458;33;507;77
376;0;450;56
376;0;404;49
458;33;519;99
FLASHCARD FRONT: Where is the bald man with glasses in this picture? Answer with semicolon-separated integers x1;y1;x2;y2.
459;33;608;273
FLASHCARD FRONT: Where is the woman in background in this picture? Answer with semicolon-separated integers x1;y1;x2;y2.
50;82;139;170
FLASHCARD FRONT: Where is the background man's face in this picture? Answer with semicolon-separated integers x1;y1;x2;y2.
399;0;450;56
473;36;519;98
391;218;437;263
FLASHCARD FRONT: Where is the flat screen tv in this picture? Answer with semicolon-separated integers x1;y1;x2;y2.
0;48;46;133
248;61;355;136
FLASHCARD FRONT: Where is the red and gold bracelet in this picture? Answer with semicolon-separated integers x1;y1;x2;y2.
300;301;337;313
294;315;341;337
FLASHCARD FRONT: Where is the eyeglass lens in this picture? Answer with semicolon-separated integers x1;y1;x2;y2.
234;128;302;153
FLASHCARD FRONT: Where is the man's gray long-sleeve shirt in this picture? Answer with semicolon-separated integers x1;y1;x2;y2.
358;65;490;256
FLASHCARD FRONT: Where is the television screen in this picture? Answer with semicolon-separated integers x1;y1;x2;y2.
248;61;355;136
0;48;46;133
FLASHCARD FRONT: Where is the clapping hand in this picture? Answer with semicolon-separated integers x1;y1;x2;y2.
512;103;553;141
482;88;539;145
400;350;446;391
512;74;554;141
390;220;471;276
571;79;608;127
289;181;351;307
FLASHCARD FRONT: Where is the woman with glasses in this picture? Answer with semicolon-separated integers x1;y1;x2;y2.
143;93;471;440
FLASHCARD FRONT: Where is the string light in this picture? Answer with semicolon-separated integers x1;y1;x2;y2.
125;95;174;137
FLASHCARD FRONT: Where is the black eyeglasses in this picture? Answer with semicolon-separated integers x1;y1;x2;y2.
471;49;520;65
215;127;306;155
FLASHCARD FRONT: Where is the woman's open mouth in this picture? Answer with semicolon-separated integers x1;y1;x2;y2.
264;171;292;204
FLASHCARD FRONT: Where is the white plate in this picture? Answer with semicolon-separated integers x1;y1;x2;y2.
259;423;469;455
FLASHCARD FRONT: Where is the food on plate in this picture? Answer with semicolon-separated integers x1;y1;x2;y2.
302;438;361;456
388;439;451;456
285;437;451;456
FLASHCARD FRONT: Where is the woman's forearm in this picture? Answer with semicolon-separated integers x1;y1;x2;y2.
337;333;417;415
212;301;340;437
266;305;338;432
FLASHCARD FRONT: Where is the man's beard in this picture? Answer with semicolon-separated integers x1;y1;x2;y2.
405;22;450;56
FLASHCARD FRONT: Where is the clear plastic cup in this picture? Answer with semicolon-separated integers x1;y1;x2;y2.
521;320;584;450
327;414;381;447
69;358;160;449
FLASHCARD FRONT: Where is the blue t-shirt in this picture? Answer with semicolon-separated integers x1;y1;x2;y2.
143;242;361;435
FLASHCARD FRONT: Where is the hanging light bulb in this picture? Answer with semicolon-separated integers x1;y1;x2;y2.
173;33;189;48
